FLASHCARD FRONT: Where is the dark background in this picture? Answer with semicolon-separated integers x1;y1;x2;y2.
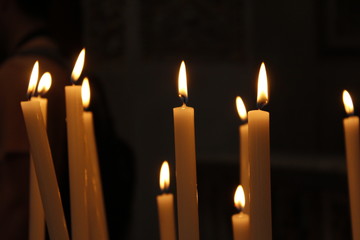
42;0;360;239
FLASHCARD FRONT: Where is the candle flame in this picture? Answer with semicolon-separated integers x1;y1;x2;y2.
234;185;245;211
178;61;188;104
343;90;354;116
236;96;247;121
37;72;52;96
257;62;268;109
71;48;85;83
27;61;39;97
159;161;170;191
82;77;91;109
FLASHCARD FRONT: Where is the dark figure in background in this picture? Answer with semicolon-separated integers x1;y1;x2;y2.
0;0;135;239
0;0;70;239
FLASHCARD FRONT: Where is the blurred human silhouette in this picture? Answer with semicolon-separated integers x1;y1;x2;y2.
0;0;72;239
0;0;135;239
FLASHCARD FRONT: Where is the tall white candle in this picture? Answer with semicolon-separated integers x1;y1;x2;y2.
82;78;109;240
22;70;69;240
236;96;250;214
231;185;249;240
173;61;200;240
29;70;52;240
342;90;360;240
65;48;90;240
156;161;176;240
248;62;272;240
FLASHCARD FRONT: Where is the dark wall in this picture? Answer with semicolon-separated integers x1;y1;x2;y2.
78;0;360;239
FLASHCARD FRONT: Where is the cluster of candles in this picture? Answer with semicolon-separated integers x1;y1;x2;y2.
20;47;359;240
21;49;107;240
155;61;270;240
154;61;360;240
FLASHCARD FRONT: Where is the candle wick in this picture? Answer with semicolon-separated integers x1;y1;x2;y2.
179;94;188;106
240;119;248;125
257;101;268;110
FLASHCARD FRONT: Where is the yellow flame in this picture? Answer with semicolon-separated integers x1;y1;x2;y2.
178;61;188;99
71;48;85;83
343;90;354;115
236;96;247;121
37;72;52;96
234;185;245;210
257;62;268;108
82;77;91;109
27;61;39;96
159;161;170;191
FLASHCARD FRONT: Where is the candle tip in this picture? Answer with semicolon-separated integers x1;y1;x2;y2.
343;90;354;116
256;62;269;109
159;161;170;192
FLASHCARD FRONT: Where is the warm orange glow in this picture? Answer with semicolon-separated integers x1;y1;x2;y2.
234;185;245;211
159;161;170;191
178;61;188;101
71;48;85;83
82;77;91;109
257;62;268;108
236;96;247;121
37;72;52;96
343;90;354;115
27;61;39;96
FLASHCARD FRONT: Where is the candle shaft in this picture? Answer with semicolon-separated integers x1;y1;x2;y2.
343;116;360;240
65;86;89;240
248;110;272;240
21;101;69;240
29;97;47;240
173;105;199;240
157;194;176;240
240;124;250;214
83;111;108;240
232;212;250;240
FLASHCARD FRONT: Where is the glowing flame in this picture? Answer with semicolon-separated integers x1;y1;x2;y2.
37;72;52;96
343;90;354;116
236;96;247;121
82;77;91;109
178;61;188;103
234;185;245;211
159;161;170;191
27;61;39;97
257;62;268;109
71;48;85;83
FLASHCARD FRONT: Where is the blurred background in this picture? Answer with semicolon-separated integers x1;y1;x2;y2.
14;0;360;239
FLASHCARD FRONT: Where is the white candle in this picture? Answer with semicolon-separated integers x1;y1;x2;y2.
342;90;360;240
231;185;249;240
82;78;109;240
156;161;176;240
248;62;272;240
65;48;90;240
29;69;52;240
236;96;250;214
173;61;199;240
22;69;69;240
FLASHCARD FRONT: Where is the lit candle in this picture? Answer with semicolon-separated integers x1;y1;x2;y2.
236;96;250;214
173;61;200;240
156;161;176;240
232;185;250;240
248;62;272;240
342;90;360;240
65;48;90;240
29;64;52;240
21;64;69;240
82;78;109;240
